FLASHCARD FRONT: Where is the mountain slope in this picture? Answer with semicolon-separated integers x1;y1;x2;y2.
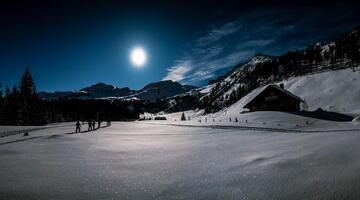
199;54;276;113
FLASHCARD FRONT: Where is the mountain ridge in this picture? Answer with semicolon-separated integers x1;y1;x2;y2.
39;80;197;101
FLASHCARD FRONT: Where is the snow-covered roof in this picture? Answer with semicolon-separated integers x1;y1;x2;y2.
270;84;304;102
243;84;304;108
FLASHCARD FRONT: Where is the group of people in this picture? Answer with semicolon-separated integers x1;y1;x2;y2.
75;119;112;133
87;120;100;131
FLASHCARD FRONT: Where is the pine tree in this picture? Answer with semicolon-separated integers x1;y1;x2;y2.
18;67;45;125
12;86;20;125
2;86;20;125
19;67;35;124
5;85;10;98
181;112;186;121
1;85;11;124
20;66;37;97
0;82;2;101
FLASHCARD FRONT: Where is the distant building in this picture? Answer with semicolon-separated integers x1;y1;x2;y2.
243;84;304;112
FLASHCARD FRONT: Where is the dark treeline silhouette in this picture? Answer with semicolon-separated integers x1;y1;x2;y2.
44;98;144;123
42;96;198;124
201;26;360;113
0;67;150;125
0;67;46;125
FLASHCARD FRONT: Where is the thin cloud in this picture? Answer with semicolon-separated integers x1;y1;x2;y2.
162;62;192;82
163;6;359;86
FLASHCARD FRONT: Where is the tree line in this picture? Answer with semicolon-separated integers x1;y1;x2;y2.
0;67;148;125
0;67;46;125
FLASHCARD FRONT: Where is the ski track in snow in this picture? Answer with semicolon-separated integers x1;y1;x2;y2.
137;121;360;134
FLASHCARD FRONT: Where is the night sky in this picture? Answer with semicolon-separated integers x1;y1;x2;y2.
1;0;360;92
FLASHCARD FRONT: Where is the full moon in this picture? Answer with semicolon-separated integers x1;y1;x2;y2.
130;47;147;67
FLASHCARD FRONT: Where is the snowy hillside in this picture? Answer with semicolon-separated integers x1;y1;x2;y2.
211;68;360;117
283;68;360;115
210;55;274;99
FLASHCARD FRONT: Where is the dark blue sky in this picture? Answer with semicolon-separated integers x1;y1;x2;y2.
1;0;360;92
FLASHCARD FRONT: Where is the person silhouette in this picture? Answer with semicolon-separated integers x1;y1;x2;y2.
92;120;96;130
88;120;92;131
76;121;81;133
98;120;101;129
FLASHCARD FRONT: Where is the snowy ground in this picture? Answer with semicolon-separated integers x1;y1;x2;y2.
0;123;74;138
144;110;360;132
1;121;360;199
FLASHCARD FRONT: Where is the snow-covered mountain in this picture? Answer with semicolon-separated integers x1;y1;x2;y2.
200;26;360;113
199;54;276;112
128;80;196;101
81;83;133;97
39;81;196;101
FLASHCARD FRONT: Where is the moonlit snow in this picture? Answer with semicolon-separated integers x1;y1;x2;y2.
1;118;360;199
1;68;360;199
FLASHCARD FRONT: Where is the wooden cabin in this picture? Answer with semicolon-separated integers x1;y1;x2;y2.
243;84;304;112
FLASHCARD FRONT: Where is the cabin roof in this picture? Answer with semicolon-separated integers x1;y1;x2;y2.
243;84;304;108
